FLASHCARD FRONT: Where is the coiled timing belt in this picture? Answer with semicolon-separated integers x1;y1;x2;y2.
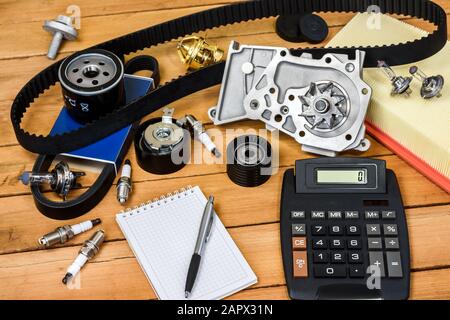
11;0;447;155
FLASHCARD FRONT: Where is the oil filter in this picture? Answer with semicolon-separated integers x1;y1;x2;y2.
58;49;125;123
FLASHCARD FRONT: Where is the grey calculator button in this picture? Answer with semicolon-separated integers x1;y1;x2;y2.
382;211;397;219
366;224;381;236
328;211;342;219
386;252;403;278
291;211;305;219
368;238;383;249
292;224;306;235
369;252;385;277
385;238;400;249
311;211;326;219
365;211;380;219
383;224;398;236
345;211;359;219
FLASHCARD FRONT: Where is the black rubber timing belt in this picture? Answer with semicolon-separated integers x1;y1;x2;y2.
11;0;447;155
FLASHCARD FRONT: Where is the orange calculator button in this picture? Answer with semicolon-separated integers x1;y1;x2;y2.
292;237;307;250
293;251;308;278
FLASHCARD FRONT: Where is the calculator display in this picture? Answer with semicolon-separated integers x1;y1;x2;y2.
316;169;367;184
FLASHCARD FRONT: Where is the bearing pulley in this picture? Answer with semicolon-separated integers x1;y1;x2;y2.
135;108;190;175
226;135;272;187
59;49;125;124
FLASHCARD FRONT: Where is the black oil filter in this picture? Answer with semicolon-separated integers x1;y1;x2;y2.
58;49;125;124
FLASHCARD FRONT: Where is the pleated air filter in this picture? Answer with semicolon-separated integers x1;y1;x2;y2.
327;13;449;193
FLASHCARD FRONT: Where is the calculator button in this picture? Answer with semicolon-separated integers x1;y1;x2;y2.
292;224;306;236
349;265;365;278
311;211;326;219
383;224;398;236
368;238;383;250
382;210;397;219
313;251;329;263
346;225;361;236
365;211;380;219
311;225;327;236
386;252;403;278
314;265;347;278
330;239;344;250
330;225;343;236
312;238;327;249
348;252;363;263
366;224;381;236
293;251;308;278
291;211;305;219
331;252;346;264
328;211;342;219
385;238;400;250
347;238;362;249
369;252;386;277
292;237;307;250
345;211;359;219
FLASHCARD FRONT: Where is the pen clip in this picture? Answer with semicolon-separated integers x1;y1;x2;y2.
205;210;215;243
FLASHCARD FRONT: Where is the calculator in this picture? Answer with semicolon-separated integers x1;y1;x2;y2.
280;158;410;300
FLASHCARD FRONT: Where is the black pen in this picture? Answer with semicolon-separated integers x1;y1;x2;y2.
185;195;215;299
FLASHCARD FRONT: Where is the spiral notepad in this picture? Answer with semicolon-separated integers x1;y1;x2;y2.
116;186;257;300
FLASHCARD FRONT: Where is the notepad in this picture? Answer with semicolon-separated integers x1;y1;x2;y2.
116;186;257;300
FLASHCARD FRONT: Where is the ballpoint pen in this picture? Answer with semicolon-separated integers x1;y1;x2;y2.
184;195;215;299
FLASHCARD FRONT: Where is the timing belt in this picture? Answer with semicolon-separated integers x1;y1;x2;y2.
10;0;447;155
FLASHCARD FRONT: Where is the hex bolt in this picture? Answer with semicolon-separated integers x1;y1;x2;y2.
409;66;444;99
43;15;78;60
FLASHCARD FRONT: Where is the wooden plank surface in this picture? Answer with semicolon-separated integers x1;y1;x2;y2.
0;0;449;300
1;205;449;299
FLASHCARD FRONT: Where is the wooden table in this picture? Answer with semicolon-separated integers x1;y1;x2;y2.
0;0;449;300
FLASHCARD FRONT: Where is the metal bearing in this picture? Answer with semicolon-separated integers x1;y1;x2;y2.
58;49;125;124
226;135;272;187
135;118;190;175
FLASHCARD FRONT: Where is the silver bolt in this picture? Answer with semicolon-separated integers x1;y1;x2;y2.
250;100;259;110
280;105;289;115
43;15;78;60
345;63;355;72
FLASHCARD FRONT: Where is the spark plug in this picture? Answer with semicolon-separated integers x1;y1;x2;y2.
116;159;132;204
62;230;105;285
178;115;221;158
38;218;102;248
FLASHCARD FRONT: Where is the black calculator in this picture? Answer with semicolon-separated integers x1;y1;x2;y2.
280;158;410;300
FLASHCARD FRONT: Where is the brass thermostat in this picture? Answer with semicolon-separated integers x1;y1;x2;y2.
177;36;224;70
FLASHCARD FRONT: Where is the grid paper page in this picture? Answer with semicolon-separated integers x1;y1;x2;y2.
116;186;257;300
